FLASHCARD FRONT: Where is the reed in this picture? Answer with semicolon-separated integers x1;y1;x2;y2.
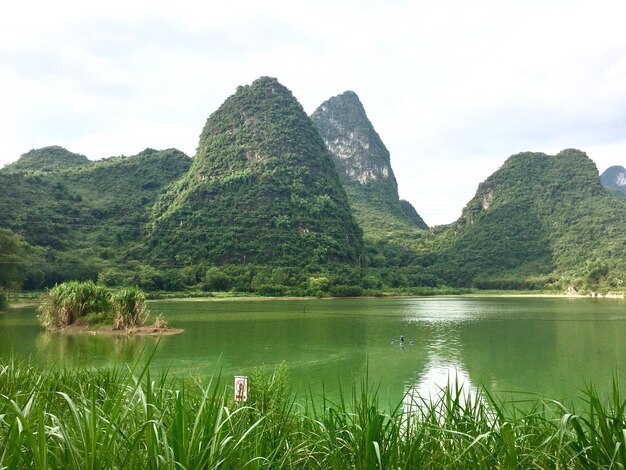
111;287;148;329
37;281;111;327
37;281;150;329
1;356;625;469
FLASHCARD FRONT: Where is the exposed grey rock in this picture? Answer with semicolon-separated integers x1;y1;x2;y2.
311;91;427;229
600;165;626;195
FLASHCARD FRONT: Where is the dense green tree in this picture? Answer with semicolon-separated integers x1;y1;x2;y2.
0;229;31;290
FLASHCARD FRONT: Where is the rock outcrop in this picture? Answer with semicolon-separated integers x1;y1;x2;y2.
311;91;427;231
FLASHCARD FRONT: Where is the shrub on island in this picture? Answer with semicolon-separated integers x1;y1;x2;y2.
37;281;152;329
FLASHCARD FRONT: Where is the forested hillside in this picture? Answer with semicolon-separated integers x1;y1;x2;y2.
0;148;191;289
149;77;363;271
431;150;626;291
1;77;624;296
3;146;90;173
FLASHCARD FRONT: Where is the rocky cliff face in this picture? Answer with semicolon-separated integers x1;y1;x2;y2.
600;165;626;195
311;91;427;230
311;91;397;200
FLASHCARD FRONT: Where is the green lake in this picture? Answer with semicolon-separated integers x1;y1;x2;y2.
1;297;625;405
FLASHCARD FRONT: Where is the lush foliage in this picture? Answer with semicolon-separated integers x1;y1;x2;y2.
400;198;428;228
37;281;112;327
0;148;191;289
0;228;32;290
2;358;626;468
149;77;363;267
2;145;90;173
111;287;148;328
37;281;148;329
0;291;6;310
431;150;626;292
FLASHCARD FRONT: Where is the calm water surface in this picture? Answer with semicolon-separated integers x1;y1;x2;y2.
1;297;625;404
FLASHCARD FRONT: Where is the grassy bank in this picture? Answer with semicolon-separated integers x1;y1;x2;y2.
2;357;626;469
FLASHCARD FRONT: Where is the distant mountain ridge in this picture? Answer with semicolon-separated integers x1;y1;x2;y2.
433;149;626;290
1;76;625;295
3;146;90;173
600;165;626;196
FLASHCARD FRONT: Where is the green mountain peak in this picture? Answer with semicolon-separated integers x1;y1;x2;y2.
3;146;90;173
311;90;428;238
435;149;626;289
149;77;363;267
600;165;626;196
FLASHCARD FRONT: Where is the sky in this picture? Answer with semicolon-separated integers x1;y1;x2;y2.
1;0;625;226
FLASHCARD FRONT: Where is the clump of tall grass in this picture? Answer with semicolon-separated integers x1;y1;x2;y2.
2;355;626;469
37;281;150;329
37;280;111;327
0;290;7;310
111;286;148;329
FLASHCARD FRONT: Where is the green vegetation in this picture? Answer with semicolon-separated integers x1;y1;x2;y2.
2;358;626;468
111;287;148;328
149;77;363;268
0;291;6;310
431;150;626;292
37;281;149;329
0;228;33;291
3;145;90;173
0;78;624;296
400;198;428;228
0;148;191;289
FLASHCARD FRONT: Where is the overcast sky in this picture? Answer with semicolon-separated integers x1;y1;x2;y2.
1;0;625;226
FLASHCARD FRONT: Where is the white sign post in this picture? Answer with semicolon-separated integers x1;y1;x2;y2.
234;376;248;402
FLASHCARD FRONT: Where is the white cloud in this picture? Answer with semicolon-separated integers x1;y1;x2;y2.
1;0;625;225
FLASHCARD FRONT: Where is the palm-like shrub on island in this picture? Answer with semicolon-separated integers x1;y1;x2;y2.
111;287;148;329
37;281;150;329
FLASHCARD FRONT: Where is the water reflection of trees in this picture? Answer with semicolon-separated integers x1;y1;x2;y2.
35;332;155;366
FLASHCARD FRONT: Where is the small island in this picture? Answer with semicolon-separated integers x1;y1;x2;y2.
37;280;182;336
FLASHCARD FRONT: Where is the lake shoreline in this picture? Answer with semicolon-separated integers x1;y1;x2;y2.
6;290;624;309
45;324;184;336
152;292;625;303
